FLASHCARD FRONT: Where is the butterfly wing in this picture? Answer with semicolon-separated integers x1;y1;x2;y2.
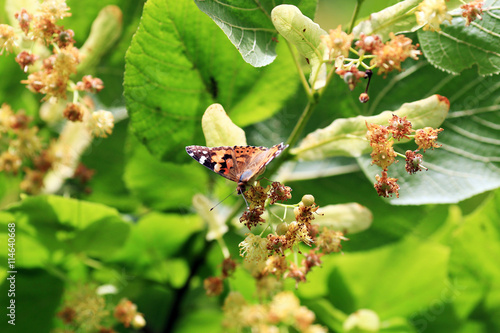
236;142;288;183
185;145;240;182
186;143;288;185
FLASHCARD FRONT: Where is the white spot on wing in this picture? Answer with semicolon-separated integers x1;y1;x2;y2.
199;156;206;165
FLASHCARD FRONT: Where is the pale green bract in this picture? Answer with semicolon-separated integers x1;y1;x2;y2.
271;5;327;89
292;94;450;160
202;104;247;147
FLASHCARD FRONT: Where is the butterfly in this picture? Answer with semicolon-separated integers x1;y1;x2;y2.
185;143;288;195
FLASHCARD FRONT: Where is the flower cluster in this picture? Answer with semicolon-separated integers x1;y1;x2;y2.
55;285;146;332
366;115;443;198
0;1;115;195
203;257;238;296
237;194;347;288
240;181;292;230
221;291;327;332
321;26;421;102
461;0;483;26
364;33;421;77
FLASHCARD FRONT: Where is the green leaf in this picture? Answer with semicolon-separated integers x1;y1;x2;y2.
5;195;128;265
292;51;500;204
124;136;208;210
271;4;328;89
291;94;449;159
124;0;301;162
448;190;500;329
330;237;449;319
82;121;139;212
352;0;421;40
194;0;317;67
174;309;224;333
0;269;63;333
418;0;500;75
72;216;130;258
357;67;500;205
110;212;203;282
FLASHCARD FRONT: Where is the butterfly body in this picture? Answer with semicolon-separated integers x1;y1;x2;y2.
185;143;288;194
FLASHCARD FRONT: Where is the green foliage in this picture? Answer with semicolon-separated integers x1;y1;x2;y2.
0;0;499;332
418;0;500;75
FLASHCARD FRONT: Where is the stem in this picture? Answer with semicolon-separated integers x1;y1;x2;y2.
348;0;364;34
286;99;318;150
285;39;312;99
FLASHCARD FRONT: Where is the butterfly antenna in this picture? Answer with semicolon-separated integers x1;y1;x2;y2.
210;188;238;211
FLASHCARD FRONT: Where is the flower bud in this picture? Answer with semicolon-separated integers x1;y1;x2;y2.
301;194;315;207
276;222;288;235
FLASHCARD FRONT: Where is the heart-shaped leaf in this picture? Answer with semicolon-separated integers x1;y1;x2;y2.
124;0;302;162
418;0;500;75
194;0;317;67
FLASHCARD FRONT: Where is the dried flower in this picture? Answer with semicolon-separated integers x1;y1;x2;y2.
414;127;443;151
294;201;319;224
355;34;383;54
317;228;348;253
15;9;33;35
267;234;289;256
57;306;77;324
20;168;45;194
371;33;421;76
405;150;427;174
264;254;288;278
302;250;324;272
54;28;75;48
204;276;224;296
0;152;22;175
366;122;389;144
336;66;367;91
15;51;39;72
114;299;140;328
76;75;104;93
287;221;314;246
387;114;413;140
221;257;237;278
461;0;483;26
268;181;292;204
245;182;269;209
63;102;85;122
240;206;265;229
374;171;400;198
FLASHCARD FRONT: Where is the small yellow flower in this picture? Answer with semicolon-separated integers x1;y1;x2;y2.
239;233;268;263
321;25;353;60
269;291;300;321
38;0;72;21
0;24;18;55
416;0;452;32
370;141;397;170
316;227;347;253
0;151;22;175
89;110;114;138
